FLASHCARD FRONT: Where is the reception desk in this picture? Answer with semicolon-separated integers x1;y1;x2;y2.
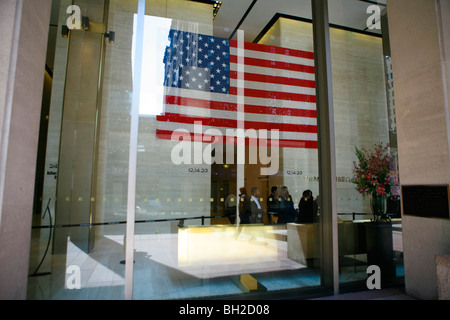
177;224;282;267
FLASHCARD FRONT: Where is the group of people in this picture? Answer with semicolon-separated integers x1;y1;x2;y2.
225;186;319;225
267;186;319;224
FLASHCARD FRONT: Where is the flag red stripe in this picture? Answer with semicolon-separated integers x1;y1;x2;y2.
229;39;315;60
229;71;316;89
156;129;318;149
229;55;315;74
164;95;317;118
229;86;316;103
156;113;318;134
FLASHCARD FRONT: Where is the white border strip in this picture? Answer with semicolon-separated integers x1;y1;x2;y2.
125;0;146;300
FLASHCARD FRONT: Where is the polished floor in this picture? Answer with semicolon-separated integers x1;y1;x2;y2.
27;223;404;300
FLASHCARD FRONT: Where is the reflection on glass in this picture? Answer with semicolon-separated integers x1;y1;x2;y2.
28;0;139;300
28;225;127;300
328;0;403;287
29;0;332;300
133;0;322;299
136;15;172;116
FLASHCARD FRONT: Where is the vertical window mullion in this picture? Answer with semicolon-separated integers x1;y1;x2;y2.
311;0;339;295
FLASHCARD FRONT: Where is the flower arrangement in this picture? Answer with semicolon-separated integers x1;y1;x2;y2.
352;142;395;197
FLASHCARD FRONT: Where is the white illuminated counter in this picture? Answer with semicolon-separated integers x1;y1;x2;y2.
177;224;282;267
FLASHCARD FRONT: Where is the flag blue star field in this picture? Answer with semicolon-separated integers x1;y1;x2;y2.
163;30;231;94
156;29;318;149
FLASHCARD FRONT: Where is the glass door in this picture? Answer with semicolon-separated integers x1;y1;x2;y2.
130;0;322;299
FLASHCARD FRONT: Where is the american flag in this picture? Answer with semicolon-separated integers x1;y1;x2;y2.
156;29;317;149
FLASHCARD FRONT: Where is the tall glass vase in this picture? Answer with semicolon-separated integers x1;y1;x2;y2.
370;192;388;222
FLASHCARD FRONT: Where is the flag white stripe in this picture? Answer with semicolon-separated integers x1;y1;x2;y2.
229;78;316;96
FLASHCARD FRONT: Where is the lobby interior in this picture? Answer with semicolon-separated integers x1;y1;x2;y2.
1;0;450;301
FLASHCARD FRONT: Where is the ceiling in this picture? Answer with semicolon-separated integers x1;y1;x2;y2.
209;0;387;42
46;0;387;72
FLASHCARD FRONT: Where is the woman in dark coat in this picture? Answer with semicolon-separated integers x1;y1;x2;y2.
297;190;318;223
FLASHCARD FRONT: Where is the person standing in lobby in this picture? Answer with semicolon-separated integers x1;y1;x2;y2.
267;186;281;224
297;190;318;223
249;187;266;224
279;186;296;223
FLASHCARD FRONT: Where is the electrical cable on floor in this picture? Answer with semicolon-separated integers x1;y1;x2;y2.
29;198;53;277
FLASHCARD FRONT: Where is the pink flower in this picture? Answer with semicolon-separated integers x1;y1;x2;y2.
352;143;399;197
376;185;386;195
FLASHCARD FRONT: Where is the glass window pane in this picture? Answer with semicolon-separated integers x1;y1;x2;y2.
29;0;375;300
132;0;322;299
328;0;403;288
27;0;140;299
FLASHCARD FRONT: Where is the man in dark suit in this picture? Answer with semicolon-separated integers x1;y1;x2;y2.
267;186;281;224
249;187;266;224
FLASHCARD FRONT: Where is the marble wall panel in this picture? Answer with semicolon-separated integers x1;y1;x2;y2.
0;0;52;299
388;0;450;300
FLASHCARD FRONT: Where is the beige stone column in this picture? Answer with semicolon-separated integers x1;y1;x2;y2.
388;0;450;300
0;0;51;299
